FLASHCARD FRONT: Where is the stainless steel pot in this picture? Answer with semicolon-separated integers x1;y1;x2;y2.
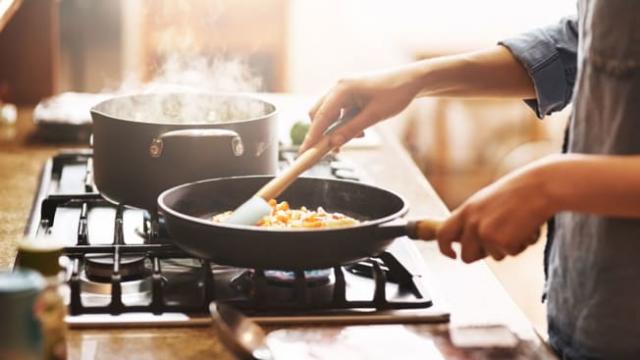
90;93;278;211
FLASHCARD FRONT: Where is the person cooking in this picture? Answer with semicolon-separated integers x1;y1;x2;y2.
299;2;640;359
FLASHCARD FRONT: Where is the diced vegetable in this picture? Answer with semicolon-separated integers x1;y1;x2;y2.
212;200;359;229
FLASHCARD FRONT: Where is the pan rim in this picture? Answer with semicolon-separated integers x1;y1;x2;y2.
157;175;410;233
90;92;278;126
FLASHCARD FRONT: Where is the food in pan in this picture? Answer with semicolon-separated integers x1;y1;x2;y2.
212;200;360;228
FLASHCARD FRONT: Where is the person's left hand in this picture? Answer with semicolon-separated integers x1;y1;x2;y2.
436;156;558;263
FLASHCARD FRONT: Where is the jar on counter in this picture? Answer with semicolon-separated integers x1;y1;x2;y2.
16;237;68;360
0;269;46;360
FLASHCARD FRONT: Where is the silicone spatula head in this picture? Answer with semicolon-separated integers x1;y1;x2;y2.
224;196;272;226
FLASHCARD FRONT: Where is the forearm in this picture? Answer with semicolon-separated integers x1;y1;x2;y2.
406;46;535;99
540;154;640;218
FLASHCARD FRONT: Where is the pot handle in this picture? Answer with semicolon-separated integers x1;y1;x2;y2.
149;128;244;158
406;218;444;241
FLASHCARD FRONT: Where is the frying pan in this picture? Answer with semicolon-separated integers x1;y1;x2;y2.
158;176;442;270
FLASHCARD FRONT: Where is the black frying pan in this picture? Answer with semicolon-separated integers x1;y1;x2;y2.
158;176;442;270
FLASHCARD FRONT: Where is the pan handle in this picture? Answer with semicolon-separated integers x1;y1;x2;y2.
375;218;444;241
406;218;444;241
149;128;244;158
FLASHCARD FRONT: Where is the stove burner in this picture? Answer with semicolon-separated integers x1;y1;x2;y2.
79;276;153;308
264;269;332;286
84;254;148;282
229;269;336;306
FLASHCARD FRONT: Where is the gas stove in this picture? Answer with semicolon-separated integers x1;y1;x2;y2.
18;149;449;328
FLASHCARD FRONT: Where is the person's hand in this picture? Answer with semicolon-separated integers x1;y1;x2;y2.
299;67;423;152
437;157;558;263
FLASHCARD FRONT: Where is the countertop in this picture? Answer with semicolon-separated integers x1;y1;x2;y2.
0;95;556;359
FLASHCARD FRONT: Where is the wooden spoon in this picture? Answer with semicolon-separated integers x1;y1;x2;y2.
225;112;354;225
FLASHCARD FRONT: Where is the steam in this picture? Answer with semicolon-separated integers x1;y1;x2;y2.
98;0;265;125
141;54;263;94
96;54;266;124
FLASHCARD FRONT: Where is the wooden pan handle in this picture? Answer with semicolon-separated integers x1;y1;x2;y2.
257;136;334;200
406;218;445;241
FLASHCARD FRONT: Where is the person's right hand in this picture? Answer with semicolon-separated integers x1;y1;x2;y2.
299;66;423;152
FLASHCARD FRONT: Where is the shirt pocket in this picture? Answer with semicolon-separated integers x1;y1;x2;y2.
585;0;640;76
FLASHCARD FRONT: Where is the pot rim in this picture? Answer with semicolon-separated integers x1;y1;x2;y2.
90;91;278;126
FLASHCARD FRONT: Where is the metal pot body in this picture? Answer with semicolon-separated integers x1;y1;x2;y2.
91;93;278;211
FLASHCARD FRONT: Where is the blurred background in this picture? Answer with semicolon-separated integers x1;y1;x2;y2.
0;0;577;337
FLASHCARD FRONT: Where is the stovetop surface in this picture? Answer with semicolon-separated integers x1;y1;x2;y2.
19;149;450;327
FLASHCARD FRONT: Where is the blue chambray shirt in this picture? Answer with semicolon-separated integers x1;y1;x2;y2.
499;1;640;358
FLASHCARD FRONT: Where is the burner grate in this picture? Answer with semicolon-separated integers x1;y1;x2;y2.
228;259;432;315
63;248;431;316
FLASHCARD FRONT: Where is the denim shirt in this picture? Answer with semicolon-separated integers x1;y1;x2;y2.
499;1;640;358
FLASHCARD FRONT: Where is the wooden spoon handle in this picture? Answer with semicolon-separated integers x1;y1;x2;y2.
256;110;357;201
406;218;445;241
257;136;334;200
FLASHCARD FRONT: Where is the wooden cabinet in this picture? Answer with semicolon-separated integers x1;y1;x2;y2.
0;0;59;105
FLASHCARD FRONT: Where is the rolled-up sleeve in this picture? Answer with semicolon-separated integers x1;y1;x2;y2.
499;16;579;118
